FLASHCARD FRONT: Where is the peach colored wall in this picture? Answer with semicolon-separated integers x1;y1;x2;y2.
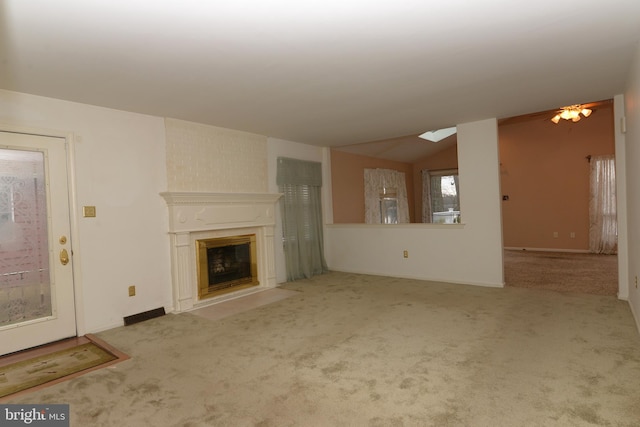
331;149;415;223
411;143;459;222
499;103;615;251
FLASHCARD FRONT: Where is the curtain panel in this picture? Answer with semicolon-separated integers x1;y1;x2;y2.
421;169;432;223
589;155;617;254
277;157;328;281
430;175;444;214
276;157;322;187
363;168;410;224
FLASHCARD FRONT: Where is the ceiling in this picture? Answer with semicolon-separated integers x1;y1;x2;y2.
336;99;614;163
1;1;639;149
334;132;457;163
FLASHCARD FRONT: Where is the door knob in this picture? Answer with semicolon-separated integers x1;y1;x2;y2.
60;248;69;265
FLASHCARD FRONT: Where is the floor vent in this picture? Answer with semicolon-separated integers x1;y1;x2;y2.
124;307;166;326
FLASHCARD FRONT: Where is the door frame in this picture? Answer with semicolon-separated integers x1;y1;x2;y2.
0;123;85;337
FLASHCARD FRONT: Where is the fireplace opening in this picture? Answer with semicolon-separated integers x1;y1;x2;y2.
196;234;259;300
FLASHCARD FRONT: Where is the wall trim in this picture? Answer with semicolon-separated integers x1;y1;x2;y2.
329;268;504;288
504;247;590;253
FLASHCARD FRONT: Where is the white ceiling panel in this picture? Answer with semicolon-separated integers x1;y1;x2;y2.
1;1;638;148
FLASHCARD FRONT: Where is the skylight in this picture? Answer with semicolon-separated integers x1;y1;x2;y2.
418;127;457;143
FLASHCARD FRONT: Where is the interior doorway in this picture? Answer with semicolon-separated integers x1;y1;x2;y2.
498;101;619;295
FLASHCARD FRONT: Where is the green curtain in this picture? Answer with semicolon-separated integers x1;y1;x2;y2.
277;157;328;281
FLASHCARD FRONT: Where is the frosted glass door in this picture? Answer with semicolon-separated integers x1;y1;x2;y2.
0;132;76;356
0;149;52;326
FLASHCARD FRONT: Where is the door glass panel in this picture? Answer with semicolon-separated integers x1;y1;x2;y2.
0;148;51;326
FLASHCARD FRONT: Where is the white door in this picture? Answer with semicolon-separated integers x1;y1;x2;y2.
0;131;76;355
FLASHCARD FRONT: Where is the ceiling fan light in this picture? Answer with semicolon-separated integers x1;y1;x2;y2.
552;104;592;124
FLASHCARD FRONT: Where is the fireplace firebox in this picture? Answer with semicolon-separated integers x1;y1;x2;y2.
196;234;259;299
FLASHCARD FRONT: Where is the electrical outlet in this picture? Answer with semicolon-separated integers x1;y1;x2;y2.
128;285;136;297
553;232;558;238
570;232;576;238
403;250;408;258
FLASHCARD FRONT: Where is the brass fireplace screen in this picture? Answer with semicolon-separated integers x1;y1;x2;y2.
196;234;259;300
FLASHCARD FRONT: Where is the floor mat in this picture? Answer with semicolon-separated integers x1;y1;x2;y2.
0;335;128;399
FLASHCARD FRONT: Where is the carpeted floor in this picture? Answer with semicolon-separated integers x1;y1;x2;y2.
504;249;618;296
4;272;640;426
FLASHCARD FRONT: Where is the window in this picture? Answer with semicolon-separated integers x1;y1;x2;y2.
379;188;399;224
422;169;460;224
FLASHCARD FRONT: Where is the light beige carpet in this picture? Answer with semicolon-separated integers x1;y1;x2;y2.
504;249;618;296
5;272;640;426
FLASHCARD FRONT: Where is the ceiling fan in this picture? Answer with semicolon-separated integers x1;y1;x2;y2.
499;99;611;126
551;104;593;124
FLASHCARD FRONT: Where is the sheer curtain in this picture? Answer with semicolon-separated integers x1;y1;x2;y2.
589;155;617;254
421;169;432;223
364;168;410;224
277;157;328;281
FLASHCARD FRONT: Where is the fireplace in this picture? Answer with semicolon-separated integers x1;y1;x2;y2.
161;192;281;312
196;234;258;299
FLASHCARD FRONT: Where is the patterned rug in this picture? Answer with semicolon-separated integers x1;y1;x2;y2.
0;337;125;398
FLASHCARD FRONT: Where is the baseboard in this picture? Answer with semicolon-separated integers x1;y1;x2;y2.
88;321;128;334
629;300;640;336
504;247;590;253
329;268;504;288
88;307;171;333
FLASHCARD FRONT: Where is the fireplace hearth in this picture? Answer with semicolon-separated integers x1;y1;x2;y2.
196;234;258;299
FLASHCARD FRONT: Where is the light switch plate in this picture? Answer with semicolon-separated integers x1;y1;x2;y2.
83;206;96;217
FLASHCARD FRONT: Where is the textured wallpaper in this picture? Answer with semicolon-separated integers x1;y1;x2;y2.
165;118;268;192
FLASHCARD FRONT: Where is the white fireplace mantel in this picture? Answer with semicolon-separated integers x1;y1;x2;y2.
160;191;282;312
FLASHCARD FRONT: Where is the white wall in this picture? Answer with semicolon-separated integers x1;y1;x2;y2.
325;118;504;287
624;41;640;332
0;90;172;333
266;138;328;284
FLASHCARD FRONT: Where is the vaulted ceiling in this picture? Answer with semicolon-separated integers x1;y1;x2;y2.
1;1;639;148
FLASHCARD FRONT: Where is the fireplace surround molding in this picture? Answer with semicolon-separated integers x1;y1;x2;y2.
160;191;282;312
